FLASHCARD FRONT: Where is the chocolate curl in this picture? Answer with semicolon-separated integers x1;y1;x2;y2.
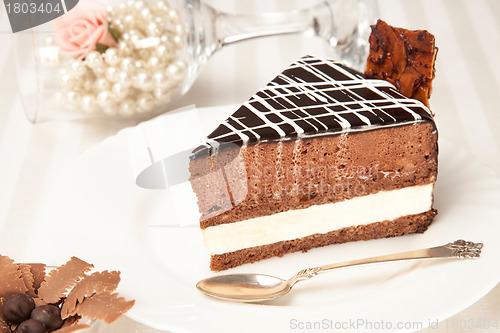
61;271;121;319
0;255;27;299
17;264;36;297
28;264;46;292
75;293;135;324
38;257;94;304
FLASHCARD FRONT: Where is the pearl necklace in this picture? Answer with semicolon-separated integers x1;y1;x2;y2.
53;0;186;117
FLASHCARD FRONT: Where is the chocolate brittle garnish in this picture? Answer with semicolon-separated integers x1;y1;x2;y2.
61;271;121;319
0;256;27;299
74;293;135;324
365;19;438;107
38;257;94;304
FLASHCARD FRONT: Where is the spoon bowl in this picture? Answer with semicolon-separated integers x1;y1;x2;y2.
196;274;290;302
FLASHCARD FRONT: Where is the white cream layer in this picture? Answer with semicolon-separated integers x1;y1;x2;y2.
203;184;434;255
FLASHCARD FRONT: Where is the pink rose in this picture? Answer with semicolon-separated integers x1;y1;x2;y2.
54;0;117;60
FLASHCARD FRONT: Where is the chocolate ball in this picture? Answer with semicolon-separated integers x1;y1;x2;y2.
1;293;35;324
30;305;63;331
14;319;46;333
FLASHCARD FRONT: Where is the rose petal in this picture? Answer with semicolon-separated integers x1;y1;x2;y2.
55;29;80;53
54;0;111;59
68;21;94;45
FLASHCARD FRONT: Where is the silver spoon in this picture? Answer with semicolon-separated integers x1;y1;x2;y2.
196;240;483;302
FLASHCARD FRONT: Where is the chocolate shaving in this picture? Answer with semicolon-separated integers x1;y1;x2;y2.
75;293;135;324
0;255;27;298
61;271;121;319
27;264;46;292
18;264;36;297
38;257;94;304
365;19;438;107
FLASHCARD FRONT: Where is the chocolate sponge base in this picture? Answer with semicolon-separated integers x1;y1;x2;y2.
210;209;437;271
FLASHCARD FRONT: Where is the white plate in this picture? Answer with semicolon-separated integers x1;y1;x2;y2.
29;105;500;333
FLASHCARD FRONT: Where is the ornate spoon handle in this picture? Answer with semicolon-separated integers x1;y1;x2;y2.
290;240;483;285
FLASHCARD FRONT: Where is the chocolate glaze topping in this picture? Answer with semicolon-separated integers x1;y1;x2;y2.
191;55;435;160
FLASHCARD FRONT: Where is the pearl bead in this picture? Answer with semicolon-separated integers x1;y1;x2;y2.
136;71;154;91
112;82;129;100
167;63;182;80
106;5;114;14
155;16;167;26
155;0;169;13
124;14;134;26
153;72;171;89
43;35;54;46
93;65;106;76
134;1;145;10
106;66;120;82
168;9;179;24
113;18;123;27
97;90;113;107
104;48;121;66
140;8;152;20
126;0;134;7
121;32;131;41
146;22;160;36
134;60;146;70
81;94;97;113
130;34;142;45
155;45;169;57
153;87;172;102
119;100;136;116
118;41;132;56
148;56;161;68
120;57;135;72
118;71;132;87
128;29;142;36
174;24;184;36
160;35;169;44
85;51;103;68
66;90;80;104
96;78;110;90
118;3;126;10
137;93;154;113
70;60;86;76
60;74;76;89
173;35;183;49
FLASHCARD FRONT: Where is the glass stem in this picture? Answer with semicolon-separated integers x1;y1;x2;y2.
210;2;333;50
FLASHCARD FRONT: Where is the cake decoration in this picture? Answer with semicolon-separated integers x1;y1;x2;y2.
365;19;438;107
0;255;134;332
192;55;434;159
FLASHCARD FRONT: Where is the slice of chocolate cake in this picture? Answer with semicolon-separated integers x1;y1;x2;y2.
189;55;438;271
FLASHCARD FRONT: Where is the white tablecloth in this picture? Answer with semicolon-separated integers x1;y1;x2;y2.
0;0;498;332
